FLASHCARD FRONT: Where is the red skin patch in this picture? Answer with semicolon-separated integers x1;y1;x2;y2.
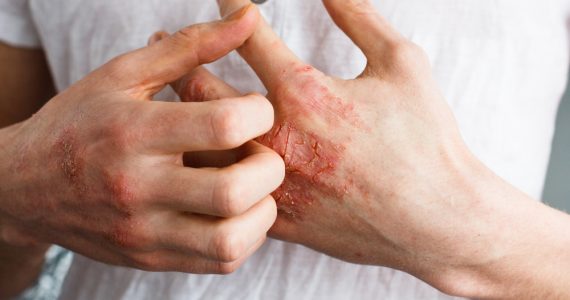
275;65;364;129
52;127;87;194
258;65;361;220
258;123;345;219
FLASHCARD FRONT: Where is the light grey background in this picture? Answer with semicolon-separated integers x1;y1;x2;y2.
543;78;570;211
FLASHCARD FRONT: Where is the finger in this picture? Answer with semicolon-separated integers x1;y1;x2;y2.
100;3;258;97
143;93;274;152
154;141;285;217
66;231;265;274
322;0;404;68
172;61;245;168
217;0;305;92
130;236;266;274
157;196;277;262
148;31;241;102
176;67;244;167
148;33;251;168
176;67;242;102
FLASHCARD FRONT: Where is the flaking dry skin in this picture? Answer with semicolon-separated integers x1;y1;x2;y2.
258;122;344;219
257;64;362;220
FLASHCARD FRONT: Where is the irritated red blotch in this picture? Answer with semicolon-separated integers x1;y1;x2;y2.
258;122;346;219
52;127;87;194
259;64;364;220
278;65;365;129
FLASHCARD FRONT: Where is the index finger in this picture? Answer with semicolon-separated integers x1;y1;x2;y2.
217;0;305;92
142;93;274;153
98;3;258;98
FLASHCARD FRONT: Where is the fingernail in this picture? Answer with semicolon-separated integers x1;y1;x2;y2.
223;3;252;21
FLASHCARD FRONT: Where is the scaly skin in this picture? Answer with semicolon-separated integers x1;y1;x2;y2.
256;65;358;219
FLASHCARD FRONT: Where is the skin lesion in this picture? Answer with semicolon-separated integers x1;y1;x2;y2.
259;64;365;220
52;127;87;195
257;122;346;220
274;64;365;129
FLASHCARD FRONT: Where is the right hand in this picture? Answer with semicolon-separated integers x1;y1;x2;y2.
0;3;285;274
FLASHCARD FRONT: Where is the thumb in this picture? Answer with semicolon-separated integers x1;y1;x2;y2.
101;3;258;97
323;0;403;67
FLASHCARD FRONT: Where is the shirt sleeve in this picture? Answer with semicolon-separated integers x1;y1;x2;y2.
0;0;41;48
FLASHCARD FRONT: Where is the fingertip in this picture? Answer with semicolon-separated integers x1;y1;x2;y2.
191;4;259;67
225;3;260;42
243;92;275;132
259;147;286;189
251;144;285;185
263;196;279;224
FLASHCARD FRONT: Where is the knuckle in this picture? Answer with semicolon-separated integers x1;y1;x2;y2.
106;221;136;249
209;104;244;148
100;121;137;152
103;171;140;213
213;261;240;275
248;93;274;130
267;152;286;181
265;197;278;220
175;24;202;43
213;172;246;217
129;254;161;271
106;219;153;251
210;228;246;263
181;75;211;102
246;92;267;103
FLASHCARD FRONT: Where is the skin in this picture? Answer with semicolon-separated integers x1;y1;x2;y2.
184;0;570;298
2;1;570;299
0;4;286;298
0;43;55;298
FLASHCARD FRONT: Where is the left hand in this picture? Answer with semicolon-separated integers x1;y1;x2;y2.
161;0;519;294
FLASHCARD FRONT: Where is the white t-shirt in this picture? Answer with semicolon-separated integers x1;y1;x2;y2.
1;0;569;299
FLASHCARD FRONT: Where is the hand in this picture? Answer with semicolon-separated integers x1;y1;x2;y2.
0;4;285;274
196;0;517;293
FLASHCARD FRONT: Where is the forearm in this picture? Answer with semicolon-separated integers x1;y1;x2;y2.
0;123;49;298
0;42;56;296
432;154;570;299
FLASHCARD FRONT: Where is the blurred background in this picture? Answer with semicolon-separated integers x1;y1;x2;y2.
544;79;570;211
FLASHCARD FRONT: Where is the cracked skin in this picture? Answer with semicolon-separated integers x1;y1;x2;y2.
258;122;344;219
257;65;360;220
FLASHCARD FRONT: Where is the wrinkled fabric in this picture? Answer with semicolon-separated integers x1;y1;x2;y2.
1;0;569;299
16;247;73;300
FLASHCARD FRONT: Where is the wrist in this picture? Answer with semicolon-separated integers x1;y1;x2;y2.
397;147;500;294
380;138;521;297
0;121;29;217
416;148;570;299
0;121;25;185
